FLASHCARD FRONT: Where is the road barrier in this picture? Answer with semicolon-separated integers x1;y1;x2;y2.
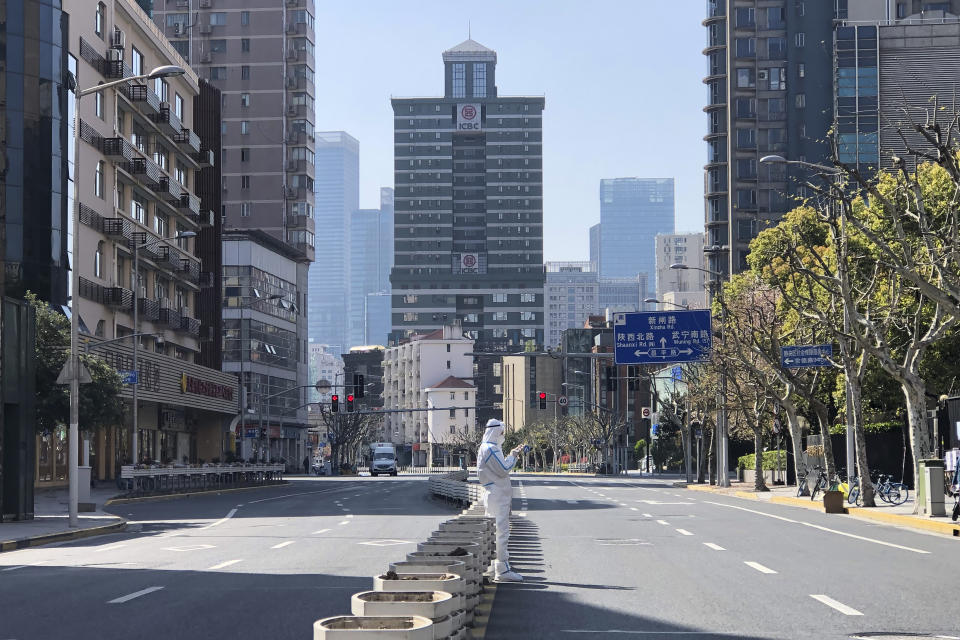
358;466;469;476
312;472;494;638
118;463;285;496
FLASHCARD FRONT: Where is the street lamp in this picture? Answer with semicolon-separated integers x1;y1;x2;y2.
670;262;730;486
66;64;185;527
760;154;854;489
644;297;690;311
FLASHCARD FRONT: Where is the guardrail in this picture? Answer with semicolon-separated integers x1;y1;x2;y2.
428;470;488;506
357;465;469;476
118;463;285;496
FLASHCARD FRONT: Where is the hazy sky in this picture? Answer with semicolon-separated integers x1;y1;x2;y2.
314;1;705;262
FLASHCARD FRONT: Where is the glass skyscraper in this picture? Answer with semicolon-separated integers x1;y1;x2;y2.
598;178;675;281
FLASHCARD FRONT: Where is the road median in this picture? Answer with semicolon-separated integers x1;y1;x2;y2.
104;481;290;505
1;519;127;553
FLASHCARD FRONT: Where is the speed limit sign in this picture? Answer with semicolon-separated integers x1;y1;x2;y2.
557;395;569;407
641;407;651;418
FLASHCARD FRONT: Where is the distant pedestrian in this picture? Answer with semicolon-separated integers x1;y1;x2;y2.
302;456;309;475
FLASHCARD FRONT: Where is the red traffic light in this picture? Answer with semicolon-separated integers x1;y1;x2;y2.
331;394;339;413
332;394;339;401
538;391;547;410
347;395;354;402
539;392;546;399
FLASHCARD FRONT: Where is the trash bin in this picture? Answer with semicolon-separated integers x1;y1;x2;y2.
919;458;946;517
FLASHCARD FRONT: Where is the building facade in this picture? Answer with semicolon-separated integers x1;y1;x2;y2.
598;178;675;280
308;342;343;403
382;325;474;465
703;0;838;277
589;223;601;270
389;39;546;426
222;229;310;464
311;131;359;354
598;275;649;314
544;261;599;350
654;233;706;304
501;354;563;432
347;188;394;350
424;376;476;466
151;0;317;263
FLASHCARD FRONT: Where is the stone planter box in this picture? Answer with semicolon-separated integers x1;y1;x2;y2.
390;559;475;584
407;551;480;576
822;489;846;514
426;535;491;566
351;591;459;640
313;616;433;639
417;541;486;567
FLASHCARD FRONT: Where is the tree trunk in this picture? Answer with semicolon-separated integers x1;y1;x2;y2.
812;401;836;478
848;369;876;506
753;429;768;492
706;425;716;484
903;376;931;513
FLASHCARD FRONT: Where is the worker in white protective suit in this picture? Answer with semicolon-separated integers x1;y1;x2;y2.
477;418;525;582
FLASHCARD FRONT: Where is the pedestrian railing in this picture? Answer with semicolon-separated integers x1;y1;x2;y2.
428;470;488;506
118;463;285;496
357;465;470;476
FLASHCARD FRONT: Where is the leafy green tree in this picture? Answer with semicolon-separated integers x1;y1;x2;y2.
27;292;124;435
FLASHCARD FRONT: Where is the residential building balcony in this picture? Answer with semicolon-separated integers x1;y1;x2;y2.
103;59;132;80
195;148;214;167
102;137;134;161
179;258;201;284
286;214;315;232
158;176;183;204
104;286;134;310
174;128;201;154
126;157;164;190
294;242;315;261
119;83;160;115
178;192;201;214
138;297;161;322
152;103;183;138
159;305;182;328
180;315;201;336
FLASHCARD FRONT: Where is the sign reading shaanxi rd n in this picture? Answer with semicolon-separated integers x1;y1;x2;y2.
180;373;234;401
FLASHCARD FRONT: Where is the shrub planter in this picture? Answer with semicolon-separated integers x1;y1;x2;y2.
407;550;480;576
417;541;486;568
390;559;475;584
427;534;491;566
374;573;465;608
822;490;846;514
350;591;459;640
313;615;433;640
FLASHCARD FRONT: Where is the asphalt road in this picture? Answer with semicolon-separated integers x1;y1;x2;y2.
486;475;960;640
0;476;459;640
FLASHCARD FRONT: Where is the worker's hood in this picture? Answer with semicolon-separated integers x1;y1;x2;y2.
482;422;505;447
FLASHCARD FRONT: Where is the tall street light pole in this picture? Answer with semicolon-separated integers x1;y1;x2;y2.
66;64;185;527
671;261;729;486
759;154;854;487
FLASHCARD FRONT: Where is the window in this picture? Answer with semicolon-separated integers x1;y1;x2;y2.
736;188;757;209
210;39;227;53
795;32;805;47
798;63;805;78
132;195;145;224
95;2;105;38
154;213;168;237
241;121;250;135
174;94;184;120
736;68;755;88
131;47;144;76
735;37;756;57
450;392;456;400
241;38;250;52
94;92;103;119
449;408;456;418
736;128;756;149
241;65;250;80
155;277;168;301
767;6;786;29
769;67;786;90
94;161;104;198
767;37;787;59
241;175;250;189
520;293;536;303
210;67;227;80
240;93;250;108
94;242;104;278
153;145;167;171
240;202;251;217
473;63;487;98
452;63;465;98
735;7;755;27
403;312;417;321
175;163;186;187
735;97;756;118
209;12;227;26
153;78;168;103
795;93;806;108
493;311;507;321
241;10;250;25
492;293;508;303
520;311;535;321
446;360;451;369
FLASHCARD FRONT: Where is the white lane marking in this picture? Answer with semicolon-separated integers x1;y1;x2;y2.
271;541;295;549
346;514;354;518
566;500;578;504
518;512;527;517
95;543;127;553
312;529;331;535
656;520;669;525
338;520;350;525
197;508;238;531
744;561;777;574
676;529;694;536
810;594;863;616
162;544;215;552
642;513;652;518
561;630;719;635
108;586;165;604
207;559;243;570
341;508;350;511
799;521;929;555
629;507;638;511
619;503;629;507
704;501;800;523
704;543;725;551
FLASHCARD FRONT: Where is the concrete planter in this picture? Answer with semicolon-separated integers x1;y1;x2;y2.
418;540;487;566
390;559;475;583
350;591;458;640
407;551;480;575
427;535;491;564
313;615;433;640
374;573;466;612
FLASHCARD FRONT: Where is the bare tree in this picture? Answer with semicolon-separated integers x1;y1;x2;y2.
316;406;381;474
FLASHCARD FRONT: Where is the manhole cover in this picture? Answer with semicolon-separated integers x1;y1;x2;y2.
851;634;960;639
594;538;651;546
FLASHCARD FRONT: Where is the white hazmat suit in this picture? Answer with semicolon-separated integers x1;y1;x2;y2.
477;419;524;582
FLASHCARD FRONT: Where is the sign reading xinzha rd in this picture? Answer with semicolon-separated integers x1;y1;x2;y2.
780;344;832;368
614;311;713;365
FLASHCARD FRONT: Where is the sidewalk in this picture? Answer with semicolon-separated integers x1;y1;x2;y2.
684;481;960;538
1;485;126;553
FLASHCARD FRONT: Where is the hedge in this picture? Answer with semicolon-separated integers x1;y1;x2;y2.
737;450;788;471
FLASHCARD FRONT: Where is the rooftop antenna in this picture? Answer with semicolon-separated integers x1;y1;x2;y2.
468;20;471;40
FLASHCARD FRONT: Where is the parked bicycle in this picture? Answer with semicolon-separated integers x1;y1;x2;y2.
797;466;818;497
810;466;830;501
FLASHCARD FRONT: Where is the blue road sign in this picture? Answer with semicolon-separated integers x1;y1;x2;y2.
119;370;138;385
671;366;683;381
614;310;713;365
780;344;833;368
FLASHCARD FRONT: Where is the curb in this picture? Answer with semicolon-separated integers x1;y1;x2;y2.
104;481;290;505
1;519;127;553
470;581;498;639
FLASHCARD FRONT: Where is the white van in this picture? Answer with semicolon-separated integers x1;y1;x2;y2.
370;443;398;477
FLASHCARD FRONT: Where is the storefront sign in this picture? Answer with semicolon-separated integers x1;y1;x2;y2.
457;103;481;131
181;373;234;401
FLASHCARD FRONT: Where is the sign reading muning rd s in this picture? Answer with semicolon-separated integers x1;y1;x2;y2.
180;373;234;401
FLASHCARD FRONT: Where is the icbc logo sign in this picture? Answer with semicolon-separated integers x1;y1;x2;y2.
457;103;482;131
462;254;477;267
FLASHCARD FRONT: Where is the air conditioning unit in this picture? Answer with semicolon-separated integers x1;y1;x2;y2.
199;0;211;7
176;0;189;6
757;69;769;81
110;28;125;50
173;23;184;36
200;51;212;63
107;49;123;62
160;101;171;114
199;23;212;34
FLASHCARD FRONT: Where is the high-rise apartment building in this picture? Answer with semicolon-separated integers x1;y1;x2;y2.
598;178;675;280
544;262;599;350
655;233;706;302
703;0;837;277
150;0;316;255
589;223;601;271
311;131;359;354
390;39;546;424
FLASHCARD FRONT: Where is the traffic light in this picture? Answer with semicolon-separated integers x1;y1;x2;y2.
346;394;355;412
331;394;339;413
354;374;365;398
259;428;266;439
538;392;547;410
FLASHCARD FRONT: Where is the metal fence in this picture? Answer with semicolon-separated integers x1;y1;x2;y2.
427;470;488;506
118;463;285;496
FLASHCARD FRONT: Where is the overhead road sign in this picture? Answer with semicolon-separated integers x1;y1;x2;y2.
780;344;832;368
614;311;712;365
